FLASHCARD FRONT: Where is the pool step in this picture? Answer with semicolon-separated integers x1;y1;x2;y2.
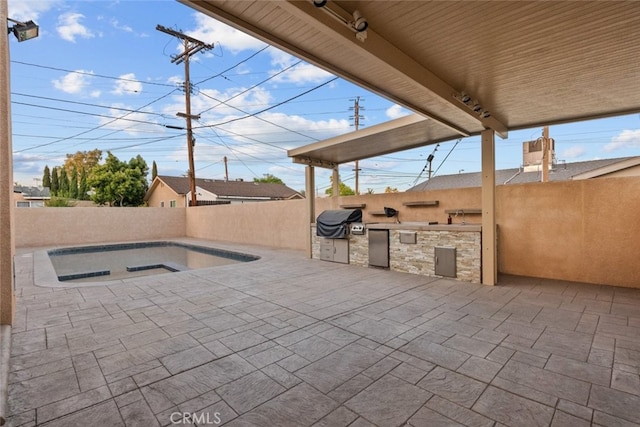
126;262;191;273
58;270;110;281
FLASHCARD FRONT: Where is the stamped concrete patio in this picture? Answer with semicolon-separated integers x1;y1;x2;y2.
7;239;640;426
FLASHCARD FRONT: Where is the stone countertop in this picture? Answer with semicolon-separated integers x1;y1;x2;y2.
364;222;481;232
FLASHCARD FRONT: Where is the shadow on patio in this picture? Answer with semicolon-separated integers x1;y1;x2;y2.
7;240;640;426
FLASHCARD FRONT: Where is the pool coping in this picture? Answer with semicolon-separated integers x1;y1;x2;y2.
31;238;262;288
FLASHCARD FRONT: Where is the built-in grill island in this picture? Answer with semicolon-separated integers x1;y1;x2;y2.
315;209;362;264
311;214;481;282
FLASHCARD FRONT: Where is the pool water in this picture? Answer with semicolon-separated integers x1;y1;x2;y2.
48;241;258;282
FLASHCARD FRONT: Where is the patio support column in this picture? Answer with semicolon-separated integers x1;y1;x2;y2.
481;129;497;286
0;1;16;324
305;165;315;258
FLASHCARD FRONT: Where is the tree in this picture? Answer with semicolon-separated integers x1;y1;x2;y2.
384;186;399;193
50;167;59;195
254;173;284;185
366;188;375;194
64;149;102;176
59;168;69;198
46;197;76;207
87;152;149;206
69;167;79;199
78;169;88;200
152;161;158;181
42;166;51;189
324;174;355;196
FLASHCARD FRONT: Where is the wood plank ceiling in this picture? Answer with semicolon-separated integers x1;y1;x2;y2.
179;0;640;164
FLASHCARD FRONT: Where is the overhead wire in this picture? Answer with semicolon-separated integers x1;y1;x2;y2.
10;60;177;88
193;77;339;130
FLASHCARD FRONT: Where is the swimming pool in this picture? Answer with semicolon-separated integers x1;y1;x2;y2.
47;241;260;283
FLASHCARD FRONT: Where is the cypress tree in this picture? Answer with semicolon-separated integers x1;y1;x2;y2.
152;161;158;181
50;167;59;195
59;168;69;198
69;167;79;199
42;166;51;188
78;169;88;200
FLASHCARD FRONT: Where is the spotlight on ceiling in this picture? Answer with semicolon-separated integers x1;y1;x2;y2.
472;103;482;113
481;110;491;118
313;0;328;7
352;10;368;32
7;18;39;42
460;92;472;104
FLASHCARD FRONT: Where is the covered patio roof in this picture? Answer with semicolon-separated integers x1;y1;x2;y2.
178;0;640;286
288;114;440;168
180;0;640;166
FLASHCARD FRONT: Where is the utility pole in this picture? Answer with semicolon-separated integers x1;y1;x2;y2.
156;25;213;207
223;156;229;182
349;96;364;194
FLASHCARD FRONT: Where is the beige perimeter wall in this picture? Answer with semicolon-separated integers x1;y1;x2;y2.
496;177;640;288
186;198;309;251
13;176;640;288
15;208;186;247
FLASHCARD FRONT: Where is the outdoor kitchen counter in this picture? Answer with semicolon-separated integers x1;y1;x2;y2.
365;222;481;232
311;222;482;283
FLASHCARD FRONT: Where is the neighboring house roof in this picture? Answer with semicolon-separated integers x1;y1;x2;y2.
13;186;51;199
408;157;638;191
145;175;303;201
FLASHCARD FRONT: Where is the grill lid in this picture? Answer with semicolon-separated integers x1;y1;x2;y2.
316;209;362;238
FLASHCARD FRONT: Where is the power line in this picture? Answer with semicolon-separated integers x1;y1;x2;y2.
196;58;302;116
194;45;270;85
12;92;173;119
193;77;339;130
13;90;179;153
10;60;176;88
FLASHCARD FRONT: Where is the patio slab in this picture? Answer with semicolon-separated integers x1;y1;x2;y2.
6;239;640;426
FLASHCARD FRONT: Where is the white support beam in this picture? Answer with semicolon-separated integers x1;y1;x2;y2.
281;0;508;138
481;129;497;286
305;166;315;259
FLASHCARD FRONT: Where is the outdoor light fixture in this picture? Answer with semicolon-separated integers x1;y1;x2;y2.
454;91;492;121
310;0;368;41
7;18;39;42
352;10;368;32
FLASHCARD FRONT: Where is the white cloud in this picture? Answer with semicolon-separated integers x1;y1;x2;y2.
7;0;60;22
604;129;640;152
219;112;350;147
271;63;333;85
112;73;143;95
386;104;408;119
187;13;266;54
560;145;587;159
165;86;274;119
110;18;133;33
52;70;94;94
268;50;333;85
57;12;94;43
97;104;161;136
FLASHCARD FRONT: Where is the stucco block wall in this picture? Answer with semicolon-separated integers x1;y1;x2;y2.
496;177;640;288
186;199;308;251
15;208;186;247
315;187;482;225
12;176;640;288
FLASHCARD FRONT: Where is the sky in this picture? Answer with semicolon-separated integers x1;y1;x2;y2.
7;0;640;194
